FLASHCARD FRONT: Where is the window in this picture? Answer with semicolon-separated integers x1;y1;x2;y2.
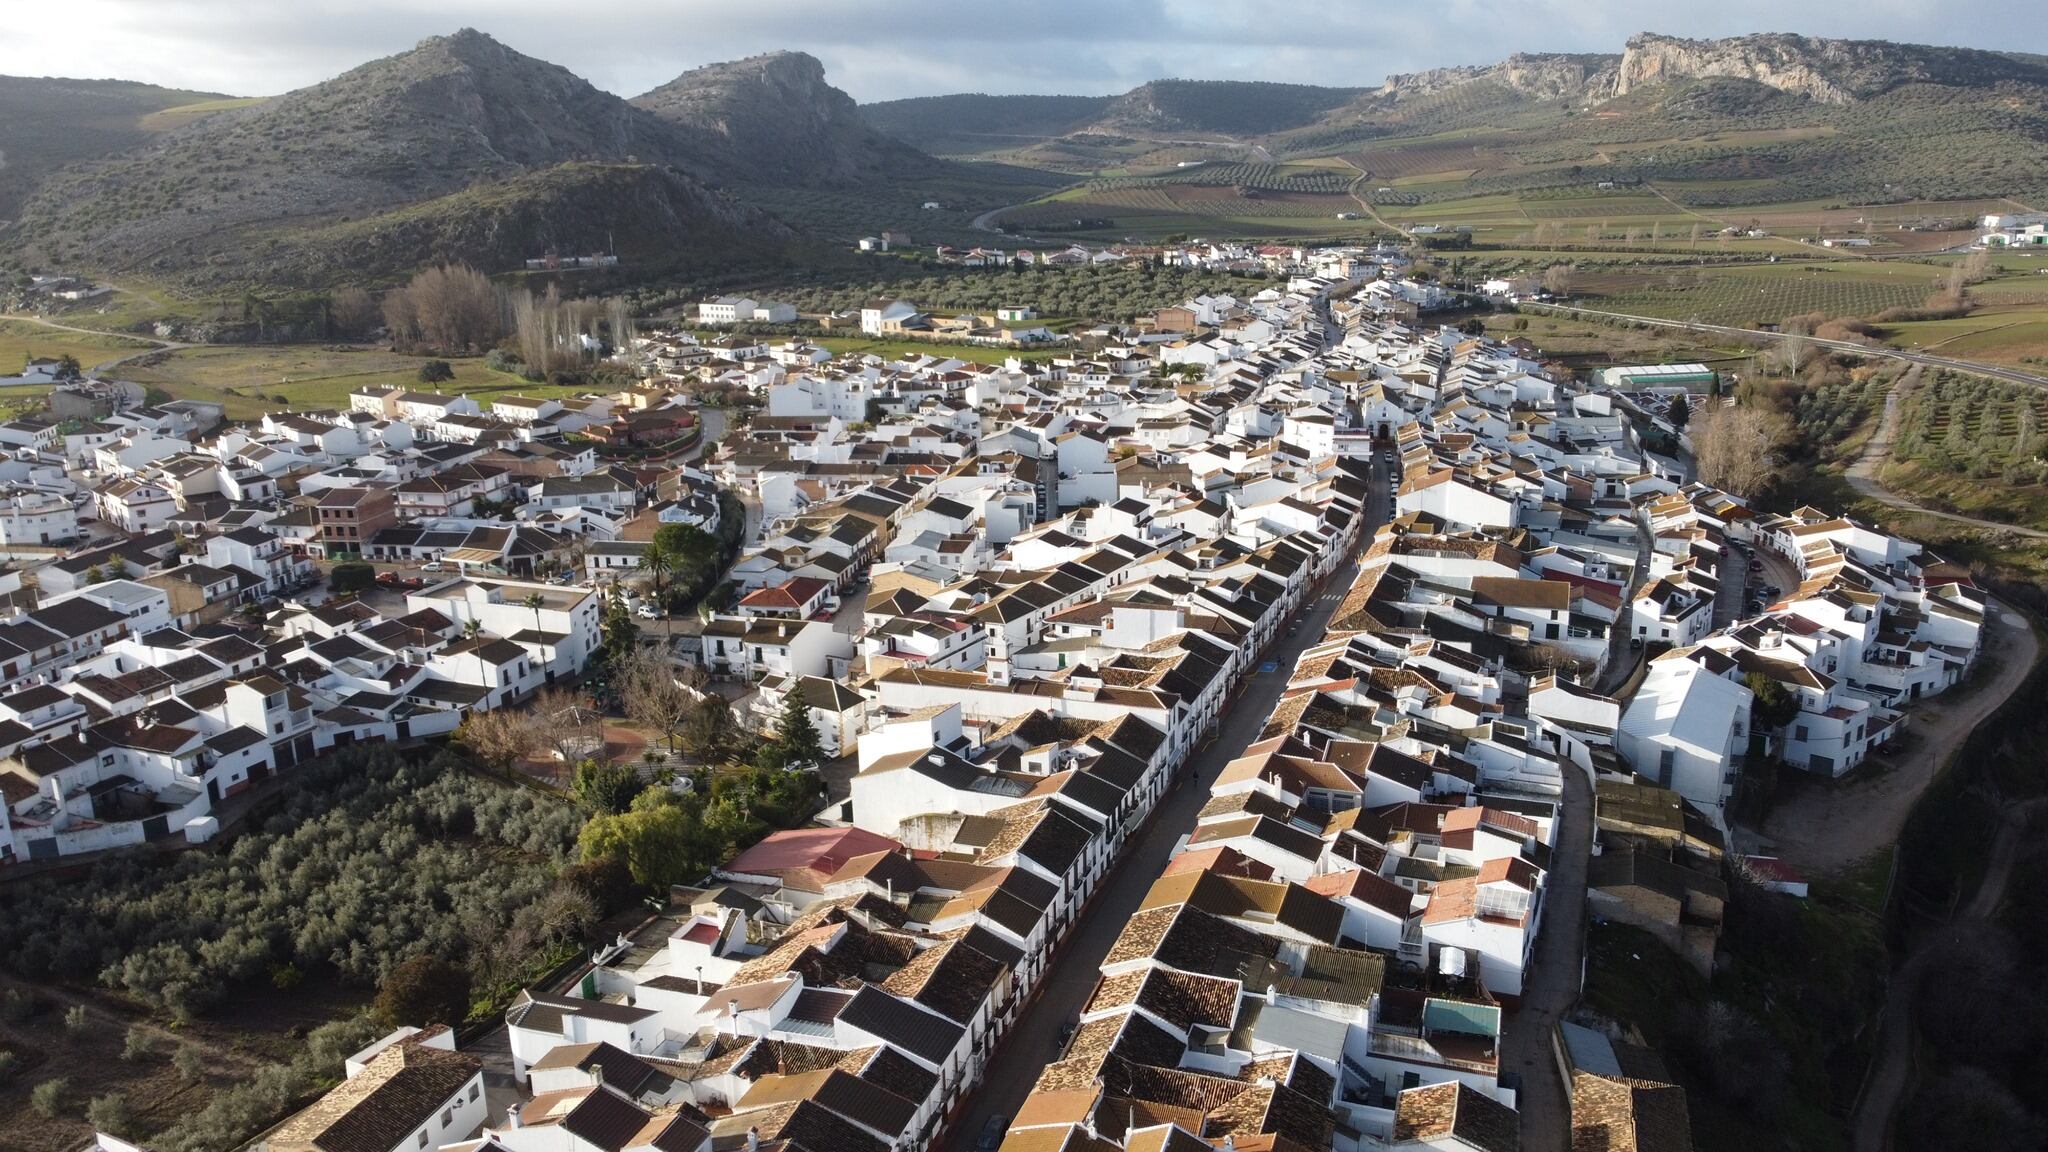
468;1082;479;1102
442;1108;453;1126
417;1132;428;1148
1794;725;1810;741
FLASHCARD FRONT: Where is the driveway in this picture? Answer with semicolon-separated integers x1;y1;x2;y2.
942;456;1390;1149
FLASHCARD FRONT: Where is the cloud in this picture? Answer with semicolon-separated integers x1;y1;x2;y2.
8;0;2043;101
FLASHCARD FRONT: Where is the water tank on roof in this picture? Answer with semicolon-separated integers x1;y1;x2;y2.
1439;946;1468;979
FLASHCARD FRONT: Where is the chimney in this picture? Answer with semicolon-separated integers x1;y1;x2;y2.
746;1127;761;1152
727;997;742;1035
590;1062;604;1091
504;1102;522;1131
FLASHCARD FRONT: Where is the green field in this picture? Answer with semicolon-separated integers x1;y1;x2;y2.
117;346;596;420
0;318;151;374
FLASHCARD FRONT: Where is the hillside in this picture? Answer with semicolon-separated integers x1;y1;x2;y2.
1;30;797;288
631;50;938;186
0;77;235;222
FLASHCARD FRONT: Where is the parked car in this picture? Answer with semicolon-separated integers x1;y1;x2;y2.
977;1116;1009;1152
636;604;662;619
1629;636;1644;650
420;561;446;573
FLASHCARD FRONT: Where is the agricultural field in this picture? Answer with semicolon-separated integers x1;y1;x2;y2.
1573;260;1967;325
1469;309;1756;371
1888;368;2048;490
0;319;151;374
116;345;592;420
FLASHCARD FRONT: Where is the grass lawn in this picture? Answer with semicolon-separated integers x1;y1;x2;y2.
0;319;151;374
117;345;598;421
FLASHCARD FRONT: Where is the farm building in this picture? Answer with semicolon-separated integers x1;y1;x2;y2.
1596;364;1719;392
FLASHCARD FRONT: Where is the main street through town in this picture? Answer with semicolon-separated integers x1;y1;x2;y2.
944;450;1392;1148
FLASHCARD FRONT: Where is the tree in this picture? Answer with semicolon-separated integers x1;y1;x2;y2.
618;647;695;754
329;561;375;595
573;759;645;814
382;264;503;354
532;685;601;765
88;1092;135;1137
765;684;824;771
417;359;455;384
681;694;735;761
601;590;640;666
578;790;706;890
1667;392;1690;430
30;1077;65;1118
1744;671;1801;729
373;955;472;1028
122;1025;159;1061
1690;403;1786;497
55;354;81;379
172;1043;207;1084
557;856;641;916
330;286;381;339
456;708;539;776
1543;263;1576;298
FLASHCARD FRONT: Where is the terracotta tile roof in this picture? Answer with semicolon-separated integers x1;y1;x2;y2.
1394;1082;1519;1152
1570;1071;1693;1152
268;1034;479;1152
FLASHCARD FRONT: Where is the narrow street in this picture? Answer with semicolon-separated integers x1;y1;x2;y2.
943;454;1390;1148
1499;752;1592;1152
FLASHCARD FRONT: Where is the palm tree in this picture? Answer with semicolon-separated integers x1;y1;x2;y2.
638;540;673;606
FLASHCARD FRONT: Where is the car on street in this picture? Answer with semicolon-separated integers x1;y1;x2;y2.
420;561;445;573
976;1116;1009;1152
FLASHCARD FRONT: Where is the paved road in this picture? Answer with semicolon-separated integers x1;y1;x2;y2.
943;455;1390;1149
1517;301;2048;393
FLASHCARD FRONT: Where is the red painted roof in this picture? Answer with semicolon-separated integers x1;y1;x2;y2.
723;827;904;884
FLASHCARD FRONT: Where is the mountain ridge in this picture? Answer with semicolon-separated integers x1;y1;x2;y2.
862;29;2048;150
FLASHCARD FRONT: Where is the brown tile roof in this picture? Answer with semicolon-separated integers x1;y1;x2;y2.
268;1034;479;1152
1570;1072;1693;1152
1394;1082;1519;1152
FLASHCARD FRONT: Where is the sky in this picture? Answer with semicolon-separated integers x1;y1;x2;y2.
11;1;2046;103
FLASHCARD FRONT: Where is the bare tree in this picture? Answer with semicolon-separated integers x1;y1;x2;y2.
532;685;603;765
330;287;381;340
1691;403;1788;497
384;264;504;354
456;708;540;776
1543;263;1576;299
616;647;695;755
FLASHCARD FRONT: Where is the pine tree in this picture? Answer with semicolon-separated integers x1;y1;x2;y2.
772;685;823;771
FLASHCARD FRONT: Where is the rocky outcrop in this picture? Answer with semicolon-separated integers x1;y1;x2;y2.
633;51;938;186
1611;31;2048;104
1377;53;1620;103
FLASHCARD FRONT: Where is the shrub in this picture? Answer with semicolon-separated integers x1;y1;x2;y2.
87;1092;134;1137
0;1051;18;1083
31;1077;66;1117
63;1003;88;1033
416;359;455;384
172;1043;207;1083
373;955;471;1028
328;561;375;595
122;1025;159;1061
